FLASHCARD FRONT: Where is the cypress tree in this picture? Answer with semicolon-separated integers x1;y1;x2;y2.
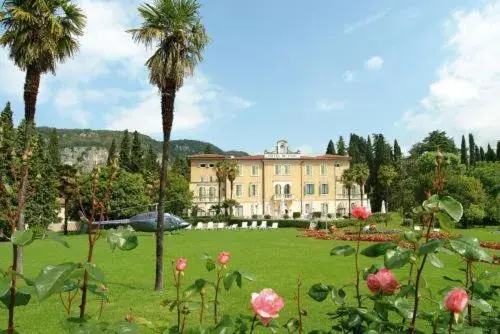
475;146;480;163
119;130;131;171
497;141;500;161
393;139;402;161
460;135;468;165
348;134;367;164
144;145;159;172
130;130;143;173
48;128;61;170
479;146;485;161
485;144;495;161
372;134;392;211
337;136;346;156
326;140;336;154
107;139;117;166
0;102;15;179
25;133;60;230
468;133;476;165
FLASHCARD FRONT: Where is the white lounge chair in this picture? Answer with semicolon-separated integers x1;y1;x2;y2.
195;222;205;230
241;221;248;229
433;228;440;232
206;222;214;230
259;221;267;230
250;221;258;229
414;225;422;231
217;222;226;229
271;222;278;230
185;224;192;230
229;224;238;229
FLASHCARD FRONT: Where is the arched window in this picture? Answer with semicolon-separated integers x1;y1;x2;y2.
284;184;291;195
209;187;215;200
275;184;281;195
199;187;206;198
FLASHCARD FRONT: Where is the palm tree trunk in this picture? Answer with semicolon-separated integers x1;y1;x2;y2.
360;185;364;208
155;85;176;291
230;181;234;216
15;66;41;274
348;188;351;218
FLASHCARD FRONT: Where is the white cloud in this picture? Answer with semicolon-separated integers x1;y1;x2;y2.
343;71;355;82
400;0;500;146
105;74;254;135
344;9;390;34
365;56;384;70
315;98;345;111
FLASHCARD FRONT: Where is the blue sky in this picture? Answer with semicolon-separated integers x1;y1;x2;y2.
1;0;499;154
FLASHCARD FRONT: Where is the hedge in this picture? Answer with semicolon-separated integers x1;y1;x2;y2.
187;216;361;229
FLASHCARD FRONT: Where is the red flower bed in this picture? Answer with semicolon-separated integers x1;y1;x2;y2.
480;241;500;250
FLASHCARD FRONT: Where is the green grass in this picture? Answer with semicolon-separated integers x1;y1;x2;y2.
0;228;498;333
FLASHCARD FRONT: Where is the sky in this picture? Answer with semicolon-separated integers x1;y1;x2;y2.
1;0;500;155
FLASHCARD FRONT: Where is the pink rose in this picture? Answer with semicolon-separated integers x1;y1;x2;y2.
251;288;285;325
444;288;468;314
218;251;230;266
175;258;187;272
366;268;399;295
351;206;372;220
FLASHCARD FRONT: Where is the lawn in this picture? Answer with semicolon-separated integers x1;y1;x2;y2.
0;227;498;333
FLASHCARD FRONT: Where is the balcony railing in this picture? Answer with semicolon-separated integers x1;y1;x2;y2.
273;194;294;200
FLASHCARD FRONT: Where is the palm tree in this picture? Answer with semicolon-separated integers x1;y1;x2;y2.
378;164;397;212
215;161;228;214
226;162;237;215
129;0;209;291
341;168;356;217
352;163;369;207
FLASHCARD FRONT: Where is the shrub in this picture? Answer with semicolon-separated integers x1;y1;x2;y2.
293;212;301;219
327;213;333;218
312;211;322;219
283;214;290;219
264;214;271;219
251;214;258;219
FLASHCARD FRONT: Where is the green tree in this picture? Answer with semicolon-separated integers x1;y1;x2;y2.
497;141;500;161
352;163;369;207
144;145;159;172
171;156;189;179
129;0;209;291
130;130;143;173
119;130;131;171
393;139;402;162
348;134;367;164
25;134;60;230
326;140;336;155
48;129;61;169
460;135;468;165
479;146;485;162
337;136;346;156
204;144;213;154
378;164;397;212
475;146;480;164
469;162;500;197
165;170;193;215
340;168;356;217
371;134;392;211
410;130;457;156
0;102;15;180
107;139;117;166
485;144;495;162
469;133;476;165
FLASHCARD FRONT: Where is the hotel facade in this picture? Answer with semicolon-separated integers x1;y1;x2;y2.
188;140;367;218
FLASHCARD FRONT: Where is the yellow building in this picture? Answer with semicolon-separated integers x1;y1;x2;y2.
188;140;367;218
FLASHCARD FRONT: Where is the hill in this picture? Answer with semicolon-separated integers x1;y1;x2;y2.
36;127;248;171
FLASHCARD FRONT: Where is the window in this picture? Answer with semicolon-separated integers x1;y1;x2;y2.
200;176;204;182
335;162;341;167
306;165;313;176
275;184;281;195
274;164;281;175
209;176;213;182
235;206;243;217
284;184;291;195
284;164;291;175
249;184;259;197
235;184;242;197
209;163;215;167
236;165;243;176
304;184;314;195
321;203;329;214
199;163;206;168
305;203;311;213
320;164;327;176
209;187;215;200
321;183;329;195
198;187;206;198
251;164;259;176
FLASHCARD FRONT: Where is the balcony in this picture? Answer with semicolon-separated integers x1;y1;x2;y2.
273;194;294;201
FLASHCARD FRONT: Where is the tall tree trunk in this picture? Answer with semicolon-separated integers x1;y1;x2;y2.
230;181;234;216
15;66;41;274
348;188;351;218
155;85;176;291
359;184;364;207
63;196;69;235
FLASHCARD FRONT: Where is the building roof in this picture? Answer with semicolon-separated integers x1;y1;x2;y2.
187;153;350;161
